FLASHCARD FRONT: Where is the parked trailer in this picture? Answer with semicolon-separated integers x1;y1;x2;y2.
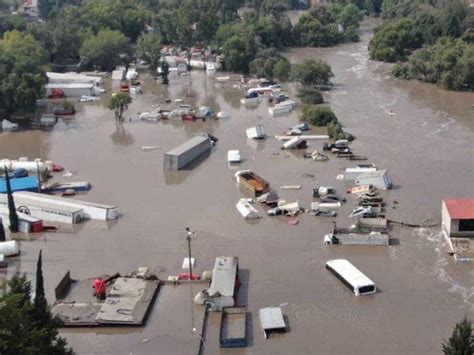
0;193;83;224
13;191;117;221
326;259;376;296
0;206;43;233
164;136;212;170
324;228;389;246
220;307;247;348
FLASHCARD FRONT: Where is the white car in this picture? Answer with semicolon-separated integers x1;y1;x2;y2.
349;206;374;218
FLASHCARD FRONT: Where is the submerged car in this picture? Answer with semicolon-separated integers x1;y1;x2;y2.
320;194;347;203
311;209;337;217
349;206;375;218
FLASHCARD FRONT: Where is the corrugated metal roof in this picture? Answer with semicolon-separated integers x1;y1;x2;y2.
207;256;238;297
259;307;285;330
444;199;474;220
0;177;39;193
165;136;210;156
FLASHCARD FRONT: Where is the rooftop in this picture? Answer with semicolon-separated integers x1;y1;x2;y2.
207;256;238;297
444;198;474;220
165;136;210;156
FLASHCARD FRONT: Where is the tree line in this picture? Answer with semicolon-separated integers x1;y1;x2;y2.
369;0;473;91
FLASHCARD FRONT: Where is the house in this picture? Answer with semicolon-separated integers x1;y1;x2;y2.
442;198;474;261
18;0;39;18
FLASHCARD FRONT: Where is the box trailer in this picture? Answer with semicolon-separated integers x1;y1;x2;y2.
0;193;83;224
164;136;212;170
13;191;117;221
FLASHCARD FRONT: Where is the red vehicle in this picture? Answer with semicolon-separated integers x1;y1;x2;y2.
178;273;201;281
120;83;130;93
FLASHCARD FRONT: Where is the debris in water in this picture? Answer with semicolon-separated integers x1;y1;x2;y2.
287;219;299;225
280;185;302;190
142;339;149;343
141;146;161;151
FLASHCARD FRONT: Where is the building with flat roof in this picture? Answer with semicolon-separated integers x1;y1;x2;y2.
442;198;474;261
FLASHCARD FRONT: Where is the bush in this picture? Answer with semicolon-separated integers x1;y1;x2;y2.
297;86;324;104
273;58;291;82
327;121;354;141
301;105;355;141
301;105;337;126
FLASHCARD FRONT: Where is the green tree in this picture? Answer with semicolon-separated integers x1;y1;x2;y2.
442;317;474;355
301;105;337;126
137;33;163;71
249;48;290;80
222;33;258;73
291;59;334;86
108;93;132;122
0;31;47;122
273;58;291;82
369;18;424;62
0;217;5;242
35;250;45;302
38;0;54;19
0;274;74;355
80;29;130;71
3;167;18;233
393;37;474;91
331;3;364;29
297;86;324;104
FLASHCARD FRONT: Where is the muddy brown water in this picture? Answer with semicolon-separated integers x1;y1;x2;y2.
0;19;473;355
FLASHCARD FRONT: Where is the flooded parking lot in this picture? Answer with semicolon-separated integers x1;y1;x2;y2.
0;20;473;355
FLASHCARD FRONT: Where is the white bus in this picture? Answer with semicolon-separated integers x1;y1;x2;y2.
326;259;376;296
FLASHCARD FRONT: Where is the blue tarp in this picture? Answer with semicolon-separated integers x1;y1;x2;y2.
0;176;39;193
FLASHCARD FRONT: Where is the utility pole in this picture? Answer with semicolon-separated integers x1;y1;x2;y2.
185;227;193;280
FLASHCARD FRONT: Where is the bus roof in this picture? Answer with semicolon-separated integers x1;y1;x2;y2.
326;259;375;288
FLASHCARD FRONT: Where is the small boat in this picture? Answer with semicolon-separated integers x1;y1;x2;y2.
236;199;260;219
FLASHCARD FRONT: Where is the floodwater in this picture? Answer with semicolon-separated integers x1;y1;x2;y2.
1;19;473;355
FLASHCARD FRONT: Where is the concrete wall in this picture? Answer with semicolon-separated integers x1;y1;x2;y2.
442;201;452;236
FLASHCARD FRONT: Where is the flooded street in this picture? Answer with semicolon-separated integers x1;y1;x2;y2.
1;19;473;355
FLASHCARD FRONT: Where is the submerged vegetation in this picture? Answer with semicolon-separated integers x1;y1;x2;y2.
369;0;473;91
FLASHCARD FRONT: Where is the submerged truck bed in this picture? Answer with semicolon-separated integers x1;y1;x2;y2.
238;171;269;197
219;307;247;348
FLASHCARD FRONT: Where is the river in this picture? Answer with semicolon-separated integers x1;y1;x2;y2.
0;19;473;355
